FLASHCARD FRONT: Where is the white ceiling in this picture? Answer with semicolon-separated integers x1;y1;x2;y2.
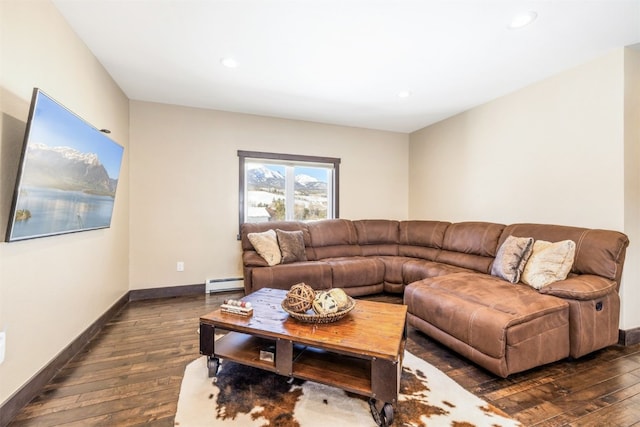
52;0;640;133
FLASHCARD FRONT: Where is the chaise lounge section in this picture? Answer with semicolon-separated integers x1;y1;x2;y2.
240;219;629;377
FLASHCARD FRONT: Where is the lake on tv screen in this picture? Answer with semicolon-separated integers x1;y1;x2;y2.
11;187;115;239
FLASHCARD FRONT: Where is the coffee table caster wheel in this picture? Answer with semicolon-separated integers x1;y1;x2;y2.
207;356;220;378
382;403;394;426
369;399;394;426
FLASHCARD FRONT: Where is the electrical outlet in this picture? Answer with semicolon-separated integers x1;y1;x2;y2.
177;261;184;272
0;331;5;364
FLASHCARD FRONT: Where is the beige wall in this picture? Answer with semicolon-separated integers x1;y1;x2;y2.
129;101;409;289
0;0;130;404
623;48;640;330
409;49;625;227
409;48;639;329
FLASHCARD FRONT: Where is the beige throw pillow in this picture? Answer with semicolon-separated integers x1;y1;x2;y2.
490;235;534;283
247;229;282;266
521;239;576;289
276;229;307;264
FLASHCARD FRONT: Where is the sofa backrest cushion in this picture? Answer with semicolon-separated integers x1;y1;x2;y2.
307;219;362;259
500;224;629;286
436;222;505;273
241;221;310;251
398;220;450;260
353;220;399;256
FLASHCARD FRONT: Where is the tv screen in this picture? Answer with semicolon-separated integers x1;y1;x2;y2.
5;88;124;242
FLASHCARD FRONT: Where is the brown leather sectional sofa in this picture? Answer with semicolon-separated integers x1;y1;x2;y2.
240;219;629;377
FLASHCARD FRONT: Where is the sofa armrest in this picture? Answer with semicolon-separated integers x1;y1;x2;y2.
537;275;617;300
243;251;269;267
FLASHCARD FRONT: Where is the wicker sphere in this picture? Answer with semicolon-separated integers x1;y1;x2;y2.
285;283;315;313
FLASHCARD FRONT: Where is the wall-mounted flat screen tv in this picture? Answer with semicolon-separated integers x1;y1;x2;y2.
5;88;124;242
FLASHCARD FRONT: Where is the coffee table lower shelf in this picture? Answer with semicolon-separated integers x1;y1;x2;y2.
201;328;402;426
211;331;379;398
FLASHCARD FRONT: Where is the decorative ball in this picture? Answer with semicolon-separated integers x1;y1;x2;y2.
285;283;315;313
328;288;351;310
312;291;339;314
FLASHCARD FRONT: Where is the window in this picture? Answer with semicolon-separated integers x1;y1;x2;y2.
238;151;340;227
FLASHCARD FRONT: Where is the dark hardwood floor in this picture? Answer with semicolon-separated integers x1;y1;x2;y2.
7;291;640;426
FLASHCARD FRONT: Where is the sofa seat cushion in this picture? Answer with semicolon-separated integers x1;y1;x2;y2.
251;261;332;291
402;259;472;284
404;272;569;359
324;257;385;288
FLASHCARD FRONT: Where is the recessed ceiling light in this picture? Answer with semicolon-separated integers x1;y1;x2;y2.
397;90;411;98
508;11;538;30
220;57;238;68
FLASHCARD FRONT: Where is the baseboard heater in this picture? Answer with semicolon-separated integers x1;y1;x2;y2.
205;277;244;293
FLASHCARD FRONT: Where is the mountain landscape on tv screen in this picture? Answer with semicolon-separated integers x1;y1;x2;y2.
22;143;117;197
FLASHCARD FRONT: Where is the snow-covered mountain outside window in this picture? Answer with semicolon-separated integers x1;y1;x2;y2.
238;151;340;228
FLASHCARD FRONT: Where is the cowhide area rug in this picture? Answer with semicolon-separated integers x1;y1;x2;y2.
174;350;522;427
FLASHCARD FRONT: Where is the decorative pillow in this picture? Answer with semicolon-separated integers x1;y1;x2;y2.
247;229;281;266
490;235;534;283
521;239;576;289
276;229;307;264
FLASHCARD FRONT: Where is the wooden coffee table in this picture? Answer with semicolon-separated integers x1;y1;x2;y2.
199;287;407;426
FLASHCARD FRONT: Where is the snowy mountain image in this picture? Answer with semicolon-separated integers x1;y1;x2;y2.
9;142;121;240
21;143;117;196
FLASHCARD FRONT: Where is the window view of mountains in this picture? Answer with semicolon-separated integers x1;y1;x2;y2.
246;165;328;221
247;165;327;191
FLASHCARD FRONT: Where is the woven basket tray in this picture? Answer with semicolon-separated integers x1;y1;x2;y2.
281;296;356;324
